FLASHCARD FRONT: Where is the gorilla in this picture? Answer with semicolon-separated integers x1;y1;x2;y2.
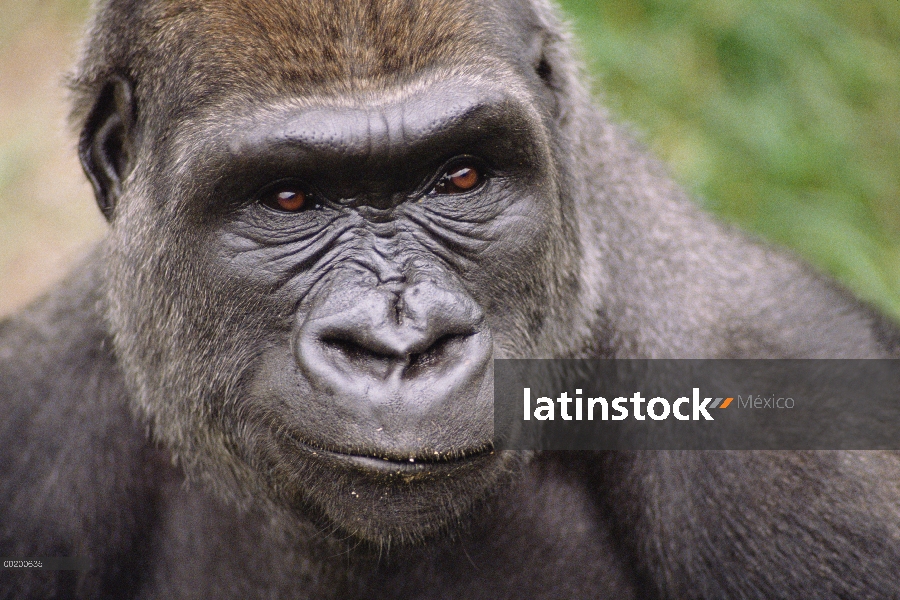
2;0;899;597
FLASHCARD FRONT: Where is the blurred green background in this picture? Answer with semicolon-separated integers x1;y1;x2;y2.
1;0;898;321
561;0;900;321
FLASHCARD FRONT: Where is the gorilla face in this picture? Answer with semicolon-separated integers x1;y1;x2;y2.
95;48;576;540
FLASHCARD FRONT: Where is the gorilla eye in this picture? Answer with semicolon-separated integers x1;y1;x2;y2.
259;186;308;212
432;165;483;195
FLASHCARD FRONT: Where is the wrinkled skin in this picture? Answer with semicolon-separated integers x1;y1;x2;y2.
2;0;900;598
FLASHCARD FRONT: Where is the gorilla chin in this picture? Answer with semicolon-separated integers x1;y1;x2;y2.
264;439;520;544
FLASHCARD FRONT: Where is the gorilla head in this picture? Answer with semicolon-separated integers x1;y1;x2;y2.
74;0;583;543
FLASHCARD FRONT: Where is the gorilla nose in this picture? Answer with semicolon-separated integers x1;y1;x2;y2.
294;278;493;440
308;282;485;377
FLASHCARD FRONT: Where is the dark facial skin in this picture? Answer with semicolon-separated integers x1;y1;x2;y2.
95;68;570;541
229;79;555;533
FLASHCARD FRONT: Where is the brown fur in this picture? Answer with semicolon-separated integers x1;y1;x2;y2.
71;0;496;128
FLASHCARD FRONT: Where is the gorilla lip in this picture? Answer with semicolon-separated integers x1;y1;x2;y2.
285;434;495;475
336;452;495;475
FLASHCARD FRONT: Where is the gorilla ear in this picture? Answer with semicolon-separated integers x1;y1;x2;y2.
534;47;554;89
78;75;135;220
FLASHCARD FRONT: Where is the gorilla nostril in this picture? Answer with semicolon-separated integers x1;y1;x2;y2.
320;335;398;378
406;333;467;377
322;336;388;360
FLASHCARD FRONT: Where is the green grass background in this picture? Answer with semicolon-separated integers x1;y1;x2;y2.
559;0;900;320
1;0;898;320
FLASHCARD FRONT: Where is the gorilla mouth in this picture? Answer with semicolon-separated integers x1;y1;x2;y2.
284;433;495;475
335;450;495;475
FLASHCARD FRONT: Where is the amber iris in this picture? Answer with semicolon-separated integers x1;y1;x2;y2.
270;189;306;212
449;167;479;190
434;166;482;194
